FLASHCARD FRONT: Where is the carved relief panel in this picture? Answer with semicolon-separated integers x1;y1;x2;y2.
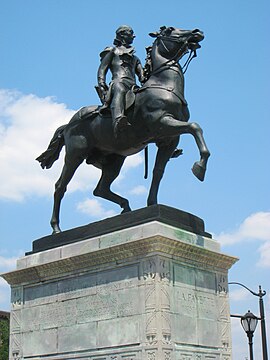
141;256;172;349
10;286;23;359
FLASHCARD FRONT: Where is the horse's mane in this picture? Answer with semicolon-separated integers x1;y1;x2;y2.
143;26;169;81
143;45;153;82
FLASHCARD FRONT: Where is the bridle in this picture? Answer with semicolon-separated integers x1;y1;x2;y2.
158;33;198;74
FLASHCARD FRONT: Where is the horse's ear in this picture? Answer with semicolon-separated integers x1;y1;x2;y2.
164;27;174;35
149;31;159;38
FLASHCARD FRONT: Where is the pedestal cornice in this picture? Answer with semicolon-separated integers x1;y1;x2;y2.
2;227;238;286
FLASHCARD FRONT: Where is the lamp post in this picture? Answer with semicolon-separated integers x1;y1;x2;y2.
229;282;268;360
241;310;258;360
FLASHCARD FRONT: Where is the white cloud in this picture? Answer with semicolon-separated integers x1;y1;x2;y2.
230;318;249;359
0;89;74;201
129;185;147;195
216;212;270;246
0;89;143;202
0;279;10;311
0;277;9;289
76;198;116;219
258;241;270;268
215;212;270;359
0;255;17;271
123;153;143;169
215;212;270;268
0;252;20;310
229;288;251;302
113;153;143;185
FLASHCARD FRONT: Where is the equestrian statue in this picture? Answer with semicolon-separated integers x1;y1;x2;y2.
36;25;210;234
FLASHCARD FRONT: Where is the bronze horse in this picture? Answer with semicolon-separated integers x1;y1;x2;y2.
37;26;210;233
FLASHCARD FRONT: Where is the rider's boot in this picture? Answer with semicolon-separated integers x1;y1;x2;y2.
113;115;131;137
111;102;131;137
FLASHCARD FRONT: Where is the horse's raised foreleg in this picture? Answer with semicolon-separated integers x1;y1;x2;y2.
160;116;210;181
147;138;179;206
51;156;83;234
93;154;131;213
189;122;210;181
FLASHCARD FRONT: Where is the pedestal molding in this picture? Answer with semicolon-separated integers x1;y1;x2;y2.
2;235;237;286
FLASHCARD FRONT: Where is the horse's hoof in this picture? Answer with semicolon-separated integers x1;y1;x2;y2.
121;205;131;214
121;207;131;214
147;199;157;207
51;226;61;235
192;161;206;182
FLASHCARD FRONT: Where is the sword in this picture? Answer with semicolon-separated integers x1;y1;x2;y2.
95;85;106;104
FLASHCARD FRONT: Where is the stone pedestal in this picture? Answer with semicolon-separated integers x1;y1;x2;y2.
2;205;238;360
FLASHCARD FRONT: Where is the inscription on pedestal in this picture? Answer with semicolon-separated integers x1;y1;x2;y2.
175;288;217;318
13;261;137;357
176;352;220;360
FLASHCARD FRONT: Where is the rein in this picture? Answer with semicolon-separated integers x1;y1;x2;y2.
182;49;197;74
150;37;188;76
136;84;187;105
153;34;197;76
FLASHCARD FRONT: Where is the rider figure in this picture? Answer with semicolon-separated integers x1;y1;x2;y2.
97;25;145;136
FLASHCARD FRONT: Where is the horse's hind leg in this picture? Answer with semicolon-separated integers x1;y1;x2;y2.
148;138;179;206
93;154;131;213
51;156;84;233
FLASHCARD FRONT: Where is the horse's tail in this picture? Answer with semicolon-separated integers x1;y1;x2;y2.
36;125;66;169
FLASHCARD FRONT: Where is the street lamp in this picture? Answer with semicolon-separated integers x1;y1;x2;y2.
229;282;268;360
241;310;258;360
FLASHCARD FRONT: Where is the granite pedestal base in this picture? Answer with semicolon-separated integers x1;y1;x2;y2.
2;207;238;360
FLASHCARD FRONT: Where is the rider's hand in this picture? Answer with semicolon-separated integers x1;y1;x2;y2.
140;75;146;84
99;82;108;91
99;82;108;100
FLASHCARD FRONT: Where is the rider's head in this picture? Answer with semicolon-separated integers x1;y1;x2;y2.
114;25;135;46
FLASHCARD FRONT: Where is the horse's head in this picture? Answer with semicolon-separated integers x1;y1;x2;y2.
150;26;204;61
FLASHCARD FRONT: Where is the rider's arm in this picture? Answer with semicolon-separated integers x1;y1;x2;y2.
97;49;114;90
135;57;145;84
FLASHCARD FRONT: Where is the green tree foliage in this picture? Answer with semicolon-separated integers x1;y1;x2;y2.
0;318;9;360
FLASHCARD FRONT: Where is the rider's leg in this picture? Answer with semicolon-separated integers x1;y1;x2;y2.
110;82;130;136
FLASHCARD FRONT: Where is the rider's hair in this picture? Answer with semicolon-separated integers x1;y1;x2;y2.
113;25;133;46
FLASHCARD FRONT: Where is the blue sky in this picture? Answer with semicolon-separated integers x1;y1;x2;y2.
0;0;269;358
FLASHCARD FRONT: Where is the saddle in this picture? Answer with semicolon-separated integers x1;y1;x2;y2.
96;85;137;117
77;86;136;124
